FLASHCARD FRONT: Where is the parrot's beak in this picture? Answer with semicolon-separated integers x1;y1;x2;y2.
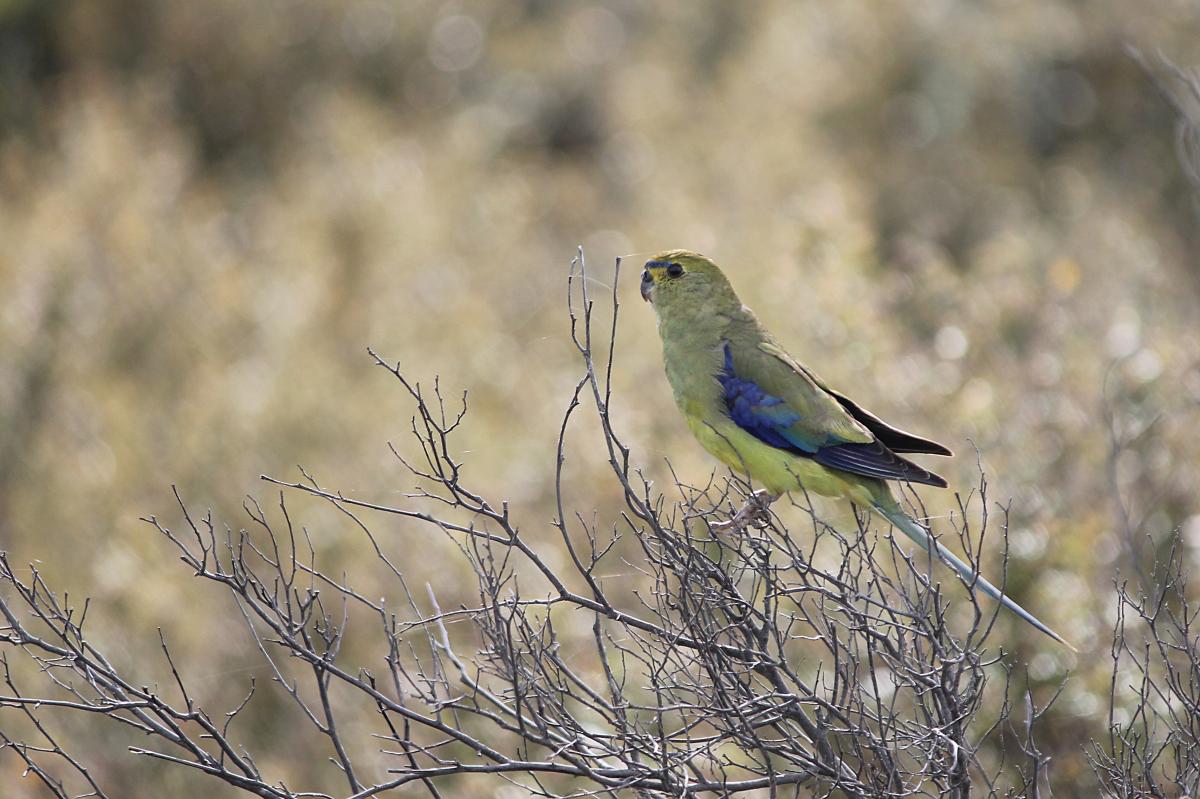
640;270;654;302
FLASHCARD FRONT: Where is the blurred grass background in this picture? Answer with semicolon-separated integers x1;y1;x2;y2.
1;0;1199;795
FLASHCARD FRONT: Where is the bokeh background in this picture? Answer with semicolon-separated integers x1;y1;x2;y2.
2;0;1199;795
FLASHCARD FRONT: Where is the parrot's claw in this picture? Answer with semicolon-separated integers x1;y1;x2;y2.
711;490;778;536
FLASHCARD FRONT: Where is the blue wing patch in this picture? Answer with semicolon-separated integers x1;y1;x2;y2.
716;341;947;488
716;342;813;453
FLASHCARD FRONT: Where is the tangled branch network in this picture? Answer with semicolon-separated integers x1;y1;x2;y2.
1;252;1197;798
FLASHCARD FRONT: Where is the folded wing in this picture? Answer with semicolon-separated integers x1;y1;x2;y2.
718;339;949;488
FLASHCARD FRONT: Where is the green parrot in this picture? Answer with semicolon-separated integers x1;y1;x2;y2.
640;249;1071;649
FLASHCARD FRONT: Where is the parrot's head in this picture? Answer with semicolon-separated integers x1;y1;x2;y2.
640;250;740;316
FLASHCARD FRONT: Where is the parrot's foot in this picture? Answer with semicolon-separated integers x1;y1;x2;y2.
711;490;778;536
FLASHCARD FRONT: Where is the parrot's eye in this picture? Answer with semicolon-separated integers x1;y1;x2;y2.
666;263;684;278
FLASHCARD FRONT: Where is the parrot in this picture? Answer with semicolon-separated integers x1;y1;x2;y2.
639;249;1072;649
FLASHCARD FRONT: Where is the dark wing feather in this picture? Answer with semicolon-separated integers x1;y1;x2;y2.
812;441;948;488
828;391;952;456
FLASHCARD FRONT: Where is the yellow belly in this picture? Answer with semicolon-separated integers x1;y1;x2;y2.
686;412;882;506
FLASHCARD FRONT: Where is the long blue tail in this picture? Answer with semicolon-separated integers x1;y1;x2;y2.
876;502;1075;651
